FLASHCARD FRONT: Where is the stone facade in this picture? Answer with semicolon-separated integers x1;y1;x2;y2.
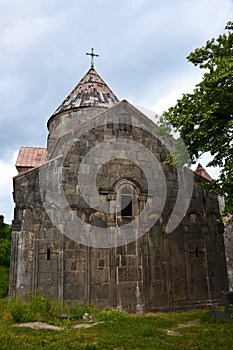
224;219;233;291
9;67;229;312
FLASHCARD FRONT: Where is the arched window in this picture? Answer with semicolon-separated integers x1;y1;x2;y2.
121;188;133;217
115;180;140;226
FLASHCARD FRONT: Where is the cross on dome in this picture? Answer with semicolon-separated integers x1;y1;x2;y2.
86;48;99;68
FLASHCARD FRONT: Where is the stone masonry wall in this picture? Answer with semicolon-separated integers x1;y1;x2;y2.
10;102;228;311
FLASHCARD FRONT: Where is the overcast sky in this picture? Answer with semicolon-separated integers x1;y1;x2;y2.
0;0;232;223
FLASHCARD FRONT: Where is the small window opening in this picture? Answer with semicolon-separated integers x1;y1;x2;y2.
121;188;133;217
43;190;46;201
119;123;132;133
47;247;51;261
195;246;199;258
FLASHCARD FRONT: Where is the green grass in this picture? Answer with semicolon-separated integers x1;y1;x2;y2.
0;296;233;349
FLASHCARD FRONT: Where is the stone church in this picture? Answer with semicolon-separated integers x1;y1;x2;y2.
9;58;228;312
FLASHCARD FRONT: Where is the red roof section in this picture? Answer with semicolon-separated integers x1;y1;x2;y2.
194;163;212;181
16;147;47;169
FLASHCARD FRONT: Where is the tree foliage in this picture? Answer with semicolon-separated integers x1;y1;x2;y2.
0;222;11;240
0;222;11;297
0;222;11;266
161;22;233;214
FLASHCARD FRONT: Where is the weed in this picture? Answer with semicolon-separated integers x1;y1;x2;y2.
9;298;28;322
98;308;129;321
86;344;97;350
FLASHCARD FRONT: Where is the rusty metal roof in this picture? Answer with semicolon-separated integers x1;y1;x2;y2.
52;68;119;116
16;147;47;169
194;163;212;181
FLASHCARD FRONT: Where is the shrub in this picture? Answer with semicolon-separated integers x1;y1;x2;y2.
6;294;65;323
0;267;9;298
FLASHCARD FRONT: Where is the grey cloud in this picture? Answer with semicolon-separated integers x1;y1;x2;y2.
0;0;232;221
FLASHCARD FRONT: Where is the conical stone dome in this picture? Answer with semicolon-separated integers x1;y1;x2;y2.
47;67;119;156
52;67;119;116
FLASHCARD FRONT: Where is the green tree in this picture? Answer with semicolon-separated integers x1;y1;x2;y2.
0;239;11;266
0;222;11;297
0;222;11;240
161;22;233;214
